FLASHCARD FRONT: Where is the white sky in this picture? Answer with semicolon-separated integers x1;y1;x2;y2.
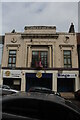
0;0;80;64
0;0;79;35
0;0;79;2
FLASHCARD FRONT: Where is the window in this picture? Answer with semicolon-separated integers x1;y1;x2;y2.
32;51;48;68
63;50;72;68
8;50;16;67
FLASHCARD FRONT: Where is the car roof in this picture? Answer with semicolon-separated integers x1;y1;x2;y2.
0;85;10;87
2;91;63;102
29;86;52;91
2;91;80;114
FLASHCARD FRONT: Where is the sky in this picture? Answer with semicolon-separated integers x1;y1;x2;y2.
0;0;79;64
1;2;78;34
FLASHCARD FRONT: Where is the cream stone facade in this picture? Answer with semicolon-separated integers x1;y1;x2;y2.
1;25;80;92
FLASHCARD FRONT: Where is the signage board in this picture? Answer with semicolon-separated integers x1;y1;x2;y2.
3;70;21;78
57;73;77;78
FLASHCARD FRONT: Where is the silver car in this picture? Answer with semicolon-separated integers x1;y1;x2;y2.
0;85;19;96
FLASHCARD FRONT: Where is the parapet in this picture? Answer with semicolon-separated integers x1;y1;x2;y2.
24;26;56;34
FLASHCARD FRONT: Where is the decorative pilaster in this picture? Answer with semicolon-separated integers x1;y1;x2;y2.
27;45;31;67
49;46;52;68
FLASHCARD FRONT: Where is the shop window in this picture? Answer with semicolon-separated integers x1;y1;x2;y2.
63;50;72;68
31;51;48;68
8;50;16;67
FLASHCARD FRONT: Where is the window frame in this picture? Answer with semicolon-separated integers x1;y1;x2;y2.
63;50;72;68
8;50;17;68
32;51;48;68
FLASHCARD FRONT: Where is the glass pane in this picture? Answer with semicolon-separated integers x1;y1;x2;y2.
12;64;16;67
64;65;67;68
32;51;48;68
13;58;16;63
9;50;16;55
68;65;71;68
8;64;11;67
9;58;12;63
41;52;43;56
64;59;67;64
64;51;70;55
68;59;71;64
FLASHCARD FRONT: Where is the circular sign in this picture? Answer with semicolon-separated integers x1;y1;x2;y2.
36;71;42;78
5;71;10;76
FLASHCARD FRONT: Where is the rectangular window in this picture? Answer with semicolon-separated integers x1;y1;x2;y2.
63;50;72;68
32;51;48;68
8;50;16;67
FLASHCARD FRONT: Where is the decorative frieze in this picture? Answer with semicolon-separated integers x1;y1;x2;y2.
21;33;59;39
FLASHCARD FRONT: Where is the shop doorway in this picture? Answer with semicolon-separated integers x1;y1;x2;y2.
3;78;21;91
26;73;52;91
57;78;75;92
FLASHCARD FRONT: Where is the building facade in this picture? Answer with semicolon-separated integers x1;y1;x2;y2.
1;24;80;92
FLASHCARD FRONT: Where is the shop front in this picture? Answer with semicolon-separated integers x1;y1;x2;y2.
57;73;76;92
3;70;21;90
26;72;52;91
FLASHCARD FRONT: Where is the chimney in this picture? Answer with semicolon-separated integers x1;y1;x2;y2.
69;23;75;33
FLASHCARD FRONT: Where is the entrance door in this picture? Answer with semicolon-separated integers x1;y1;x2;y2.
57;78;75;92
26;73;52;91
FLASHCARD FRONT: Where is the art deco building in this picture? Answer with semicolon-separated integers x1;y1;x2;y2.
1;23;80;93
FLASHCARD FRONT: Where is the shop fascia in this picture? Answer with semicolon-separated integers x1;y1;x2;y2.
3;70;21;78
57;73;77;78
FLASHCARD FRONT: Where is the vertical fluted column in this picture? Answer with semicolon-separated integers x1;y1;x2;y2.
28;46;31;67
52;45;54;68
49;46;52;68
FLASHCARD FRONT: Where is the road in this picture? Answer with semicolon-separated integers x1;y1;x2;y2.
71;99;80;108
61;93;80;109
67;98;80;109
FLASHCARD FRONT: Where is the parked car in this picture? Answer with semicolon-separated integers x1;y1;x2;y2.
75;89;80;100
0;85;19;96
28;86;61;96
1;92;80;120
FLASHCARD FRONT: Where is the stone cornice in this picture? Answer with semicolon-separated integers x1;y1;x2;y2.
6;44;20;47
59;44;74;48
24;26;56;30
1;67;79;71
59;44;75;51
6;44;21;51
21;33;59;39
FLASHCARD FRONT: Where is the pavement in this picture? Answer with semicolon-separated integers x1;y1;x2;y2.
60;92;75;99
60;92;80;109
